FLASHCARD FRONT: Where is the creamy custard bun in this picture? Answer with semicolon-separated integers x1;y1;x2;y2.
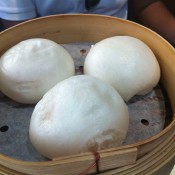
29;75;129;159
0;38;75;104
84;36;160;102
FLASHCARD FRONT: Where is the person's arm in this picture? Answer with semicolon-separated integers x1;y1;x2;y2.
131;0;175;46
1;19;25;30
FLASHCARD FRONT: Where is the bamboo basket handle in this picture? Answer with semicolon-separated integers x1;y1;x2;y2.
98;147;138;172
51;147;138;175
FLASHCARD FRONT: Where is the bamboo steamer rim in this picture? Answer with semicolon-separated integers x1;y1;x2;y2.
0;14;175;174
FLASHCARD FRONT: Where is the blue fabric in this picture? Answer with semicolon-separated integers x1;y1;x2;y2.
0;0;128;21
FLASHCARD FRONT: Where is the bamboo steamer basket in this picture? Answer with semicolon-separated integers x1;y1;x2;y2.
0;14;175;175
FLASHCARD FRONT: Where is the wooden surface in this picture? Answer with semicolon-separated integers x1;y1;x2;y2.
0;14;175;175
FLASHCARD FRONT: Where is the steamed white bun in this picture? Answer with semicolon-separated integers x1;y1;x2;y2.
0;38;75;104
84;36;160;101
29;75;129;159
